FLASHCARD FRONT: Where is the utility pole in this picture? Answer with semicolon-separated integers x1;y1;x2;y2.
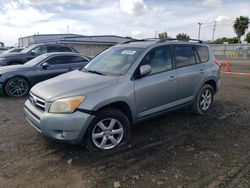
67;25;70;34
212;21;217;42
198;22;203;40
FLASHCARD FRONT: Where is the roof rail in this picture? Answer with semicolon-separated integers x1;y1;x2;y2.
158;38;203;43
123;38;203;44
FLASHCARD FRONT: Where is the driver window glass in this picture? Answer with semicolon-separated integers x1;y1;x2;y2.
32;46;46;54
46;55;77;65
141;46;172;75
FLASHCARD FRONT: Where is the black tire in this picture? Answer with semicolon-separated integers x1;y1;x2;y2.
5;77;30;97
192;84;214;115
85;108;131;152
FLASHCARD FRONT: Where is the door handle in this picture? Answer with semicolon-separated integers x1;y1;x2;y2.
169;76;176;81
200;69;205;73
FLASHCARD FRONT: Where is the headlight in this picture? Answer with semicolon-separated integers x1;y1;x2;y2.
49;96;85;113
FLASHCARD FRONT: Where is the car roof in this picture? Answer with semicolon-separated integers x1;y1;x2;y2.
43;52;83;56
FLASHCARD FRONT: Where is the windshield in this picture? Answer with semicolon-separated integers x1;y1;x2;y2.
24;53;50;66
21;45;37;53
84;47;143;76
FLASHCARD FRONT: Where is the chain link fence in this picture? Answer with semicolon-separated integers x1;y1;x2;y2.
210;44;250;59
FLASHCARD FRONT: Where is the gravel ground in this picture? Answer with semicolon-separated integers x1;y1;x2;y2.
0;62;250;188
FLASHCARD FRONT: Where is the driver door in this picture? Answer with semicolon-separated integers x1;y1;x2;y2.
134;46;178;119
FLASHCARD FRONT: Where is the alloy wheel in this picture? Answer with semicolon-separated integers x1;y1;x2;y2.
7;79;28;97
200;89;212;111
91;118;124;150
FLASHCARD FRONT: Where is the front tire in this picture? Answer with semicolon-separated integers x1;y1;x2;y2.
5;77;30;97
85;108;131;151
192;84;214;115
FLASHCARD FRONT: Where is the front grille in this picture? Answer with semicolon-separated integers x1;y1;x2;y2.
29;92;46;111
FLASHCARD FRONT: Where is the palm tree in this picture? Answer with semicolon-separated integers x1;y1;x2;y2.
233;16;249;43
176;33;190;41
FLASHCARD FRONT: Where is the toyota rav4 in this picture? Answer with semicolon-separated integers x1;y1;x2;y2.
24;39;221;151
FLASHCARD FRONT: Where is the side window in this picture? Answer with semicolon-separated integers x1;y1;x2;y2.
174;46;196;68
31;45;47;54
68;56;88;63
141;46;172;74
58;46;72;52
46;56;69;65
47;46;59;53
196;46;209;63
45;55;88;65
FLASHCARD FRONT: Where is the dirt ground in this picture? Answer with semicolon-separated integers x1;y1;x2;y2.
0;60;250;188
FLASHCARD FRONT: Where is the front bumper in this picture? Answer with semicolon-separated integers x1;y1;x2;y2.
24;99;95;144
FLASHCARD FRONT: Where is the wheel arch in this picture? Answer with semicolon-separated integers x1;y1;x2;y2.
95;101;133;125
204;79;217;93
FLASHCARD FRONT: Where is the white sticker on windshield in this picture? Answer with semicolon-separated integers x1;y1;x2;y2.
121;50;136;55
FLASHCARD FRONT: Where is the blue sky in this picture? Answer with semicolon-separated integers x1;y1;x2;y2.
0;0;250;46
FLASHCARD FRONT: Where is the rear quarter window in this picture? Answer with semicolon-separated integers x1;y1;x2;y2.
196;46;209;63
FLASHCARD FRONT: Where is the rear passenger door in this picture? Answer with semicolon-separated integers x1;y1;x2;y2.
134;46;178;119
173;45;206;103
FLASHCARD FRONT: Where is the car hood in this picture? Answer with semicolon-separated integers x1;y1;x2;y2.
31;70;119;101
0;52;24;58
0;64;31;74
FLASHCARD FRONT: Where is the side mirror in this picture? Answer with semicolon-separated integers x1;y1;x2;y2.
139;65;152;77
41;62;50;69
30;51;36;55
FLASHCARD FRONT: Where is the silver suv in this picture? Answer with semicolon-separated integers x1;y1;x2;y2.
24;39;221;151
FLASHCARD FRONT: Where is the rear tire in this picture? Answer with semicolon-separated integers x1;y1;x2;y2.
192;84;214;115
85;108;131;152
5;77;30;97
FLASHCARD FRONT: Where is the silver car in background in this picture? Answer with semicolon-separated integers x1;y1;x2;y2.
24;39;221;151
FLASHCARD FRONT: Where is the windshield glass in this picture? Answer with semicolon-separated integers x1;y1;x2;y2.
21;45;37;53
84;47;143;76
24;53;50;66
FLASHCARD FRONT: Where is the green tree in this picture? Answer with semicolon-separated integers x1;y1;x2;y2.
158;32;168;39
245;32;250;43
233;16;249;43
211;37;238;44
176;33;190;41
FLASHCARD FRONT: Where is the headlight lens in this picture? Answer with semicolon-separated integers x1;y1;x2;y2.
0;57;6;61
49;96;85;113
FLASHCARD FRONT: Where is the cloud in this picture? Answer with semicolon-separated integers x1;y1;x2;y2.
131;30;143;37
1;0;250;46
215;15;230;23
120;0;148;15
203;0;223;7
18;0;92;5
0;4;54;27
3;1;19;10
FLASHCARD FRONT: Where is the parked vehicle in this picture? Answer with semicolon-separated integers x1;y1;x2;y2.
0;47;9;54
1;48;23;54
0;43;78;66
24;39;221;151
0;52;89;97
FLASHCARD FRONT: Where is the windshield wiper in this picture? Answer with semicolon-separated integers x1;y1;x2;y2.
82;68;105;75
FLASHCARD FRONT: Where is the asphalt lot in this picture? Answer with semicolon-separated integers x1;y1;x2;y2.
0;60;250;188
